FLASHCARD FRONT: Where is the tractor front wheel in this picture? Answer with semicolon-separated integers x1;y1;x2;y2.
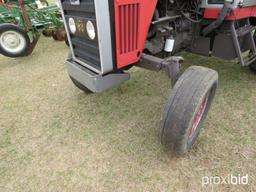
160;66;218;155
69;76;93;94
0;24;31;57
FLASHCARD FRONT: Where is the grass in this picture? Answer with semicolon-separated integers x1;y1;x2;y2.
0;36;255;192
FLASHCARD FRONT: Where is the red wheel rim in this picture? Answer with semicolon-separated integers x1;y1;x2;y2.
189;92;210;138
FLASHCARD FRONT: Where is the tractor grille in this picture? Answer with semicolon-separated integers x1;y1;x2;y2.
62;0;101;70
118;3;139;55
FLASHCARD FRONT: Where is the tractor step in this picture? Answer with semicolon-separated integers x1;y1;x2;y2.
236;24;255;37
244;53;256;66
231;18;256;66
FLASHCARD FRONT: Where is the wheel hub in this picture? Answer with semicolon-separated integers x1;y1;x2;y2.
0;30;26;54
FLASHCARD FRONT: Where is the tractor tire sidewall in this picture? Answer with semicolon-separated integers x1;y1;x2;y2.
160;66;218;155
69;76;93;94
0;24;30;57
186;81;217;147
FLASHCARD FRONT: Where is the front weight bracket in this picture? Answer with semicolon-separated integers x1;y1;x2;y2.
162;56;184;87
136;53;184;87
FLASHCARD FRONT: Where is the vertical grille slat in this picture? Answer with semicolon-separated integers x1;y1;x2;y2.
125;5;129;53
128;4;132;52
131;4;134;51
135;3;139;50
118;3;139;55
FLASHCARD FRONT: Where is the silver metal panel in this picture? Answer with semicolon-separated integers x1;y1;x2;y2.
94;0;114;74
58;0;114;75
67;60;130;93
242;0;256;7
201;0;242;9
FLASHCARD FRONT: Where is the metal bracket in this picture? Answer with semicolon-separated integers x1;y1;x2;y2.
202;0;233;36
18;0;33;30
136;53;184;87
162;56;184;87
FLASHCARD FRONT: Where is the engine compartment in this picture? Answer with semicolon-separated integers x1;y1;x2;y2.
145;0;204;54
145;0;256;60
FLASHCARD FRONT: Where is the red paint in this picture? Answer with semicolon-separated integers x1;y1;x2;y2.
189;93;209;139
114;0;157;69
204;7;256;20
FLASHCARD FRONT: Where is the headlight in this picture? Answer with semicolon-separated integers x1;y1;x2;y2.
68;18;76;34
86;21;96;40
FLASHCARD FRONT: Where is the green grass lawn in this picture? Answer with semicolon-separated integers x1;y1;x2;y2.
0;36;255;192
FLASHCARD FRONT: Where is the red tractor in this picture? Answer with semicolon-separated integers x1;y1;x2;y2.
58;0;256;155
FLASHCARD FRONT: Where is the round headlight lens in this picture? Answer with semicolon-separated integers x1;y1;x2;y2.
68;18;76;34
86;21;96;40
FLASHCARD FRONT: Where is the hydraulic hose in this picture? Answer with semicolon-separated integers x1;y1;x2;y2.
202;0;233;36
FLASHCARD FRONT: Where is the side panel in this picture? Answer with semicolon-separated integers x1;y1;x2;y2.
201;0;241;8
114;0;157;69
243;0;256;7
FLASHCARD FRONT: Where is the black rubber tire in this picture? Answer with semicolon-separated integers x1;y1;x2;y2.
69;76;93;94
0;24;31;57
160;66;218;155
